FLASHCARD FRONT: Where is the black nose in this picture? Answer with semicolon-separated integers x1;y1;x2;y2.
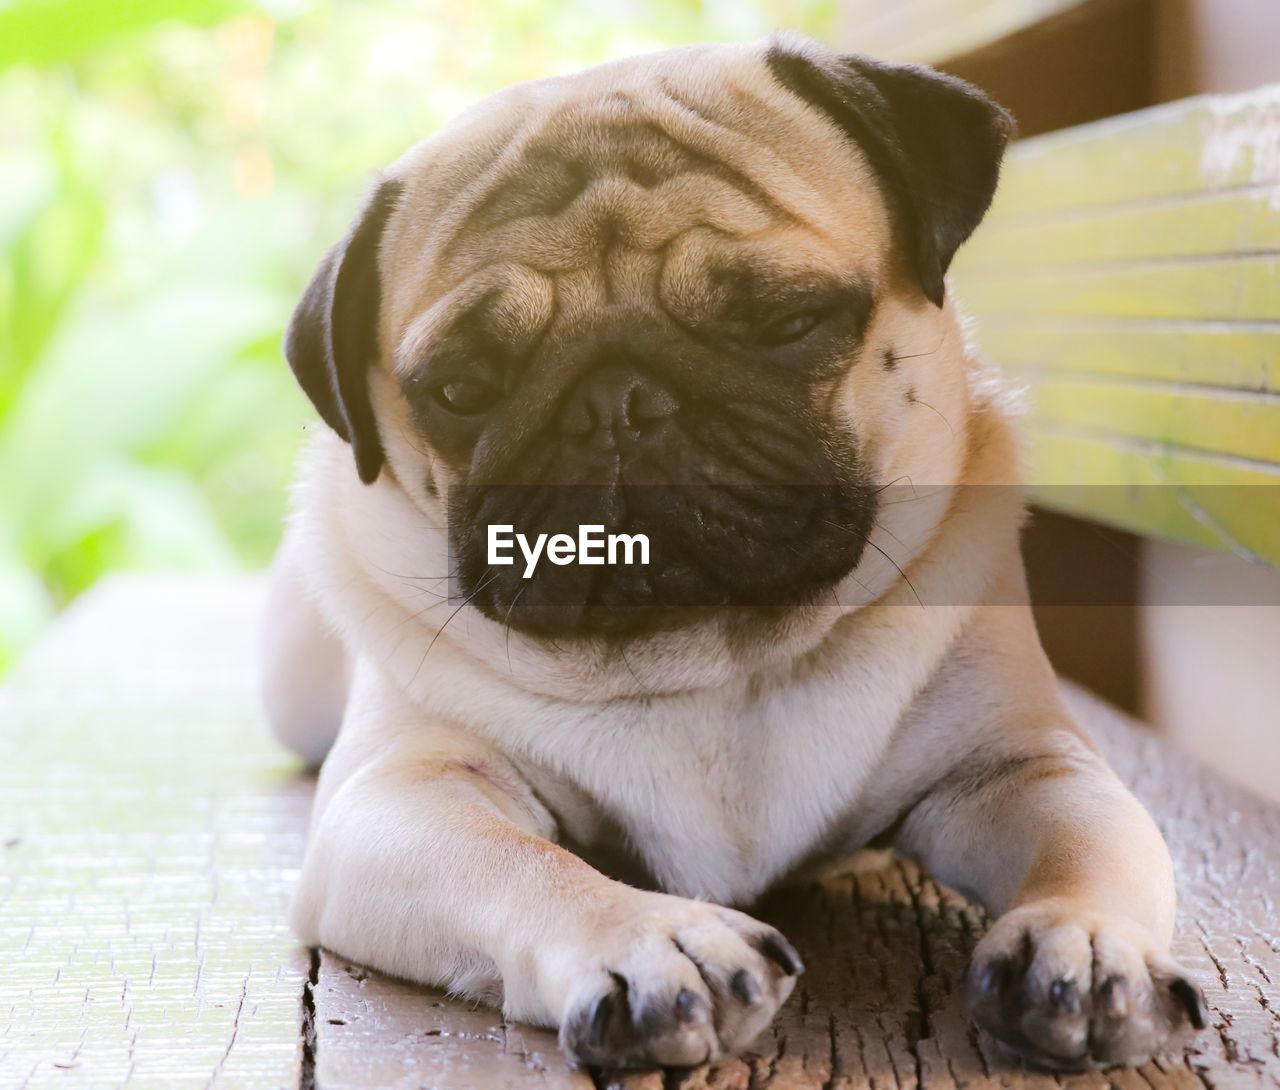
557;365;679;437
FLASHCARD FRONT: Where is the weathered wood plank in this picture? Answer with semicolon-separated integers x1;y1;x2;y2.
959;255;1280;322
0;575;309;1089
950;83;1280;560
1020;427;1280;565
7;576;1279;1088
312;953;591;1090
1014;374;1280;464
963;187;1280;268
974;323;1280;393
976;84;1280;220
310;689;1280;1088
592;684;1280;1089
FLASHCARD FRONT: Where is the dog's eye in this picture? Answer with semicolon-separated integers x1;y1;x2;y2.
435;380;499;415
757;309;826;347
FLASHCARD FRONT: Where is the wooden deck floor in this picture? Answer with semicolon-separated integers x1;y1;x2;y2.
3;575;1279;1088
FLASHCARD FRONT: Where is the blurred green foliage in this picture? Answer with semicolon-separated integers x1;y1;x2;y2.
0;0;834;669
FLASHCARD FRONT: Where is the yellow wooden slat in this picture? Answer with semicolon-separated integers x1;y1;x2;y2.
977;324;1280;392
952;84;1280;563
1023;428;1280;565
1016;374;1280;464
959;255;1280;321
984;85;1280;220
956;188;1280;270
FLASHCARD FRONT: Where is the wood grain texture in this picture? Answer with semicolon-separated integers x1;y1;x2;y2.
959;256;1280;322
1019;375;1280;464
950;82;1280;561
6;576;1280;1088
1021;427;1280;565
970;85;1280;219
976;325;1280;394
0;575;309;1089
969;188;1280;268
311;953;591;1090
309;687;1280;1087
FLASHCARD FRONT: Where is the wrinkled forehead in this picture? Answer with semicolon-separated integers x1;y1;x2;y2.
379;42;889;352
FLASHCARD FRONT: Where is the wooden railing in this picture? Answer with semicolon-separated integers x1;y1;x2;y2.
837;0;1090;64
952;85;1280;565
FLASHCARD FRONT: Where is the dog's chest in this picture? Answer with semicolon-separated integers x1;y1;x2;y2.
508;676;902;905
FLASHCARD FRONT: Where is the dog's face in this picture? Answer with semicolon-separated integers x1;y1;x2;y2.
286;38;1010;640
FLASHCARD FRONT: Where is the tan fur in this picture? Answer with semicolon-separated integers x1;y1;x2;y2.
261;38;1201;1071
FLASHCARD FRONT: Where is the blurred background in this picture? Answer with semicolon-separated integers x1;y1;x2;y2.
3;0;1278;799
0;0;834;671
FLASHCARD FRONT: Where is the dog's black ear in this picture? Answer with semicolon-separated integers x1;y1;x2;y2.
285;177;403;484
766;43;1013;307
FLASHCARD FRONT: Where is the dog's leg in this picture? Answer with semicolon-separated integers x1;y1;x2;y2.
259;525;349;766
291;661;803;1069
894;612;1206;1069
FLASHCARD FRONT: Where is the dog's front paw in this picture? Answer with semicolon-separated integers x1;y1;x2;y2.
966;901;1206;1069
556;892;803;1070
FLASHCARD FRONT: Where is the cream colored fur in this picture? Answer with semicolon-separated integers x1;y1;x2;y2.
261;38;1200;1071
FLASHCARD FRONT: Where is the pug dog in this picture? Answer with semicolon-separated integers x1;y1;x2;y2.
260;34;1206;1072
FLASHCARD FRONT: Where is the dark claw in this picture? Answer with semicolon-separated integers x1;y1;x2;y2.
730;968;762;1006
674;987;708;1025
1048;978;1081;1014
587;989;616;1048
1169;976;1207;1030
1099;976;1130;1019
757;931;804;976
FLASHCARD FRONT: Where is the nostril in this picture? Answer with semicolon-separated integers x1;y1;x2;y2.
625;380;679;426
557;365;678;437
